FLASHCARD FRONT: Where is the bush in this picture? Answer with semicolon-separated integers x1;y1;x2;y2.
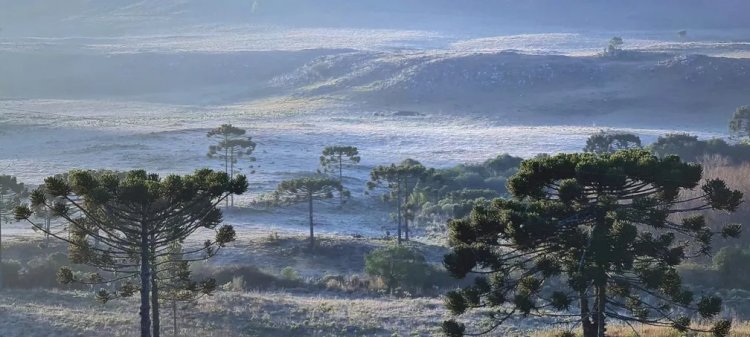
649;133;750;163
713;246;750;288
281;266;300;281
365;245;431;294
20;252;69;288
1;260;22;288
192;264;301;290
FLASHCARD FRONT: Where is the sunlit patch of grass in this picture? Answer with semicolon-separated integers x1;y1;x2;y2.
531;322;750;337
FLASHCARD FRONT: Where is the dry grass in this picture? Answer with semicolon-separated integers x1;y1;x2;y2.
0;288;452;337
532;322;750;337
673;156;750;248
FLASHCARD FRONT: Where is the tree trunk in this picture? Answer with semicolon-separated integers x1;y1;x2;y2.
224;136;229;208
338;155;343;205
172;300;177;337
308;192;314;251
230;146;235;208
396;177;402;244
580;289;595;337
45;215;51;245
596;284;607;337
404;178;409;241
139;225;153;337
0;196;4;290
151;234;160;337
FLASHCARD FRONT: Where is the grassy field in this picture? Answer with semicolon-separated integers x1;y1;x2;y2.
2;231;747;337
533;324;750;337
0;288;451;337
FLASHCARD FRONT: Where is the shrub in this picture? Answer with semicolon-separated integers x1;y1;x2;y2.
281;266;300;281
20;252;69;288
1;260;22;288
364;245;431;294
713;246;750;288
193;264;301;290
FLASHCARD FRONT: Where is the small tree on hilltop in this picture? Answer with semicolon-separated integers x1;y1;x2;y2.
605;36;624;57
207;124;257;208
368;159;426;243
0;175;27;290
729;106;750;143
442;150;742;337
275;176;341;250
320;145;360;205
15;169;246;337
583;131;642;154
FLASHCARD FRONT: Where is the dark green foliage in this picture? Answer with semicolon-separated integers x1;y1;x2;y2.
0;260;21;287
320;145;360;204
713;246;750;288
729;106;750;142
712;320;732;337
364;245;431;294
442;150;742;337
207;124;257;207
15;169;245;337
583;131;641;154
649;133;750;163
377;155;522;237
369;159;427;243
605;36;624;56
441;320;466;337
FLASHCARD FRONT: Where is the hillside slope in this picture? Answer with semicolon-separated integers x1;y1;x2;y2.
272;51;750;125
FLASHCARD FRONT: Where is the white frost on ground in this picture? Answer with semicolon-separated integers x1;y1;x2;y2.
0;98;724;241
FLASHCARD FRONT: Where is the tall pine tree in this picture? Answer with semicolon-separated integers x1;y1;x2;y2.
0;175;27;290
443;150;742;337
15;169;246;337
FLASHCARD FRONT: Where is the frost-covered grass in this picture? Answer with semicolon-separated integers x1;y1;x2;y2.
533;324;750;337
0;288;448;337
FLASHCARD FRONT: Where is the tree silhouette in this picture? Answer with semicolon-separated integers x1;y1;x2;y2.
442;150;742;337
158;242;214;337
15;169;246;337
275;176;341;250
729;106;750;143
319;145;360;205
0;175;27;290
368;159;426;243
606;36;624;56
207;124;257;208
583;131;642;154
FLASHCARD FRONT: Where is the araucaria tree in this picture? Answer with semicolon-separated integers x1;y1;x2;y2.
319;145;360;204
442;150;743;337
207;124;257;208
368;159;426;243
729;105;750;142
15;169;246;337
275;176;341;250
0;175;27;290
583;131;642;154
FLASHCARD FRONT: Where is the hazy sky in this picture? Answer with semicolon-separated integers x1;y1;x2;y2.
1;1;749;37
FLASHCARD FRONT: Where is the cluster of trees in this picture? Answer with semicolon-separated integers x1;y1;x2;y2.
367;155;523;243
584;133;750;164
